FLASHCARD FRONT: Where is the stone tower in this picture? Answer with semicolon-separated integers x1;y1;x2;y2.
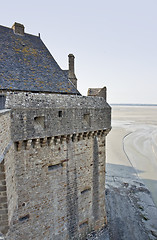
0;23;111;240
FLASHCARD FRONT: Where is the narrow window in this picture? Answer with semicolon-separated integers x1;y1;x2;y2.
58;111;62;118
81;187;91;195
19;214;30;222
48;163;63;171
0;95;6;110
14;142;18;151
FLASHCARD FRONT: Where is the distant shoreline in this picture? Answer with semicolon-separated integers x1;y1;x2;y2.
111;103;157;107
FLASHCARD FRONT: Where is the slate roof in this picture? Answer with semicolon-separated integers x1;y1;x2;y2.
0;25;80;95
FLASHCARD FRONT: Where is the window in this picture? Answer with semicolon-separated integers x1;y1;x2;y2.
34;116;45;130
48;163;63;171
81;187;91;195
83;113;91;126
0;95;6;110
58;111;62;118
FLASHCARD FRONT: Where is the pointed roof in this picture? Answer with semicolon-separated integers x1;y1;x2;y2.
0;24;80;95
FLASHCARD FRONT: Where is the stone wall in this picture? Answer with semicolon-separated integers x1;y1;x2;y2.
0;161;8;235
0;111;10;234
0;91;111;239
4;144;17;226
6;130;108;240
0;110;11;155
0;110;17;235
4;92;111;141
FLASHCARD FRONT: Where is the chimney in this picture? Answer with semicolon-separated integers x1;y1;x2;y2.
12;22;25;35
68;54;77;89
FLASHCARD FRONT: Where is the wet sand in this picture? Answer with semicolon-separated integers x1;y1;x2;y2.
105;105;157;239
107;105;157;206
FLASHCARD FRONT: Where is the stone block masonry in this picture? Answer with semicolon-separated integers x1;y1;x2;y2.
0;161;8;235
0;110;11;156
0;110;17;235
0;23;111;239
4;92;111;141
6;130;108;240
0;111;10;234
0;91;111;239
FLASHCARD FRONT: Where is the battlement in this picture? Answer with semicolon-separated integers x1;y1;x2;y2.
2;92;111;141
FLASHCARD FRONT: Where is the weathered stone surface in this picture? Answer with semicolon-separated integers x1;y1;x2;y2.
4;131;108;240
0;112;10;234
3;92;111;141
0;110;17;235
0;93;111;239
0;23;111;239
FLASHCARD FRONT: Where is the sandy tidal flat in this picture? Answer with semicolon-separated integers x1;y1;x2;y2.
107;105;157;207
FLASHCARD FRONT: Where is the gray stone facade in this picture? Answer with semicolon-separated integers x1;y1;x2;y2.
4;92;110;141
0;23;111;239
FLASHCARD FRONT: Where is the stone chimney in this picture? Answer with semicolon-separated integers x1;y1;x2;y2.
68;54;77;89
12;22;25;35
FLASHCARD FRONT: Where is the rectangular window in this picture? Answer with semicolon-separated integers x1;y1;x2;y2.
34;116;45;130
0;95;6;110
19;214;30;222
48;163;63;171
58;111;62;118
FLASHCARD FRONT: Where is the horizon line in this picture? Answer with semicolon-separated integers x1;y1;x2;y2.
110;103;157;106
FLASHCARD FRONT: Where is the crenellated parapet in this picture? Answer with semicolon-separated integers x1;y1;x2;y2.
1;92;111;142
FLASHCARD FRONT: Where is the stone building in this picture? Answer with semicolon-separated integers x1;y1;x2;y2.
0;23;111;239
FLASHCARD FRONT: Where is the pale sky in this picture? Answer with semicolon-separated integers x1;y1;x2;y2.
1;0;157;104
